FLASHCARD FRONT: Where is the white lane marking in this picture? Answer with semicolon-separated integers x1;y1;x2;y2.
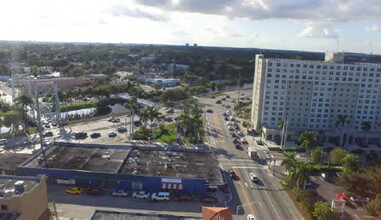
263;188;282;220
231;166;266;169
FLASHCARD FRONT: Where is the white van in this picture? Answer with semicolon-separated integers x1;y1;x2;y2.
151;192;170;201
0;139;7;145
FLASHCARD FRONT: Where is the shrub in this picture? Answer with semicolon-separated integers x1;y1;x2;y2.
256;140;263;145
283;147;305;152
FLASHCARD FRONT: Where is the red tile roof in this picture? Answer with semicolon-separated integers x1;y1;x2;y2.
202;206;233;220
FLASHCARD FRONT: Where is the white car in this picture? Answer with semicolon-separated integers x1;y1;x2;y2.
249;173;258;182
112;190;128;197
240;138;248;144
132;191;150;199
247;214;255;220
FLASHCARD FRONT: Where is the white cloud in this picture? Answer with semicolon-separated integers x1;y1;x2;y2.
299;23;338;38
365;24;379;32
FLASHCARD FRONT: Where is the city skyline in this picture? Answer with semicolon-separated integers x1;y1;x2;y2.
0;0;380;54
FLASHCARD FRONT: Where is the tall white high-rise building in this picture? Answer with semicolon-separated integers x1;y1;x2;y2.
251;53;381;145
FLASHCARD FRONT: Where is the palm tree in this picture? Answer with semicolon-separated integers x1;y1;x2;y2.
14;93;34;131
138;109;150;129
281;152;297;172
361;121;372;145
299;131;318;159
289;162;311;189
335;114;350;147
146;106;161;124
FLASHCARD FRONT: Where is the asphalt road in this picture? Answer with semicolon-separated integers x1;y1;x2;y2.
198;90;304;220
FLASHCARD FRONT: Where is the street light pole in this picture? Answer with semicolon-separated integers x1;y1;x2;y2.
235;201;260;219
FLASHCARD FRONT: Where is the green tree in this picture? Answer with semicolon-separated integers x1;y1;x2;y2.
335;114;349;147
365;195;381;218
299;131;318;153
289;162;311;189
342;154;360;172
138;109;150;129
281;152;297;171
14;93;34;131
278;119;284;130
311;148;325;164
151;83;162;91
330;148;347;165
312;201;340;220
361;121;372;145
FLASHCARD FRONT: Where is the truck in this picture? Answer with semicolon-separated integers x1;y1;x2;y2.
248;147;258;159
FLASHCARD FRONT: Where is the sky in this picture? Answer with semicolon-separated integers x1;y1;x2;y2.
0;0;380;54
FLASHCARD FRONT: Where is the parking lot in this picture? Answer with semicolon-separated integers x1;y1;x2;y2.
48;184;227;219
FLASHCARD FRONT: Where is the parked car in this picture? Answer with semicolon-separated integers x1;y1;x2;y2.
74;132;87;139
206;109;214;113
351;148;365;154
233;138;240;144
112;190;128;197
247;214;255;220
228;169;238;180
108;131;117;137
66;187;83;195
216;100;222;104
166;108;174;113
336;193;349;204
151;192;170;201
237;131;244;136
235;144;243;150
87;188;103;196
43;131;53;137
90;132;101;138
149;121;157;127
203;196;217;203
132;191;150;199
225;95;230;98
249;173;258;182
117;126;127;133
174;194;193;202
240;138;248;144
350;195;369;204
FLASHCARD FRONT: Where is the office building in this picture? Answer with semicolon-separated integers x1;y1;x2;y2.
251;53;381;145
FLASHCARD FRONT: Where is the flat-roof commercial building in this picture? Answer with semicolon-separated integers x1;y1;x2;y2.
0;175;49;220
90;210;201;220
17;143;223;195
146;78;181;88
251;53;381;145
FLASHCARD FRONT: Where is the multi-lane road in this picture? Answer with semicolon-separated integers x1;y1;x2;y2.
198;90;303;220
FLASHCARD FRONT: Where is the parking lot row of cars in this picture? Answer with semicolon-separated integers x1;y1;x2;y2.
65;187;219;204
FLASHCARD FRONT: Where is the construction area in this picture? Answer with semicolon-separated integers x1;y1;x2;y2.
21;143;223;184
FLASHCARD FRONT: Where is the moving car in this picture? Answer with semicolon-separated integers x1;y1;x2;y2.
87;188;103;196
203;196;217;204
108;131;117;137
112;190;129;197
228;169;238;180
90;132;101;138
132;191;150;199
249;173;258;182
247;214;255;220
66;187;83;195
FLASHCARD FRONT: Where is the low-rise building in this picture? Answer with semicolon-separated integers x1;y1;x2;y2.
0;175;49;220
17;143;223;195
146;78;181;88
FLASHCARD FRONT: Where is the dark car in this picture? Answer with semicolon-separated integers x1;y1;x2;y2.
43;131;53;137
87;188;103;196
233;138;240;144
90;133;101;138
216;100;222;104
74;132;87;139
206;109;214;113
174;194;193;202
228;169;238;180
203;197;217;204
235;144;243;150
